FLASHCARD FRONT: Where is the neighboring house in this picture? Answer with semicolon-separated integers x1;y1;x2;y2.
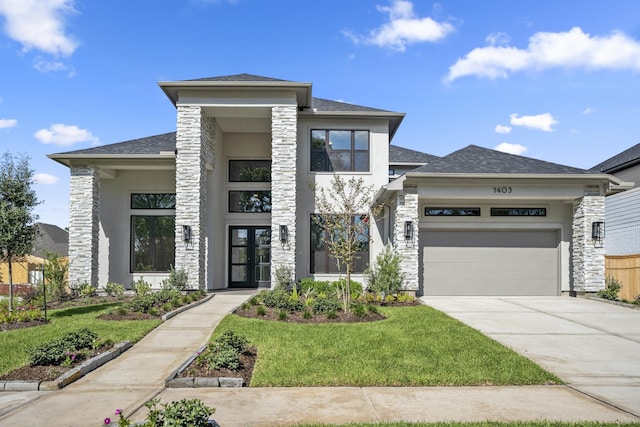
49;74;623;296
0;223;68;287
591;143;640;255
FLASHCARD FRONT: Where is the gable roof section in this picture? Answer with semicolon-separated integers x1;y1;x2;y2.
411;145;599;175
52;132;177;156
389;145;438;164
591;142;640;173
183;73;288;83
33;223;68;258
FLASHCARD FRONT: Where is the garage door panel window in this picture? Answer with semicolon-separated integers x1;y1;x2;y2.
491;208;546;216
425;207;480;216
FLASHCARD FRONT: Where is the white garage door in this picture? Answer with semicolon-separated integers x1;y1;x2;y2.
421;230;559;296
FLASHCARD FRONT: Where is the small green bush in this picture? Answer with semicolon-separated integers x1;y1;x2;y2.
326;310;337;319
132;278;152;296
312;296;341;315
277;310;288;320
261;288;290;309
256;305;267;316
77;281;97;298
598;276;622;301
103;282;125;297
161;267;190;290
274;265;294;289
351;302;367;317
29;328;97;366
365;244;404;296
302;309;312;319
143;398;215;427
213;330;249;354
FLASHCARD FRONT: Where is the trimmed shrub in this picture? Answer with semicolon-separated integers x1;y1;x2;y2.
598;276;622;301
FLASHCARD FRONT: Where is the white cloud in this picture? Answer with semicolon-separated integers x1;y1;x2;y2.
494;124;512;134
510;113;558;132
0;0;78;56
34;123;99;146
582;107;596;115
495;142;527;155
485;32;510;46
0;118;17;129
33;173;59;184
445;27;640;82
344;0;455;52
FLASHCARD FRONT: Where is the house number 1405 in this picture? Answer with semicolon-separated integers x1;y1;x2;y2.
493;186;512;194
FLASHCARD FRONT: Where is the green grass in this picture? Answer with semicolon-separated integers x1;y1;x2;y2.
0;301;161;376
294;423;640;427
214;305;561;387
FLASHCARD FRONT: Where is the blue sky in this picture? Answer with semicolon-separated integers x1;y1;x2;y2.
1;0;639;228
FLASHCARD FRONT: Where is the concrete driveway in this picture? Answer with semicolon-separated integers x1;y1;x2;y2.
421;296;640;418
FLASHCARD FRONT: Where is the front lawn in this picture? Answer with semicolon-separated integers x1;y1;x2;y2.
0;301;161;376
214;305;561;386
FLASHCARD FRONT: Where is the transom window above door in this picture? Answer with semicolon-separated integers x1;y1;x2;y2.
310;130;369;172
229;160;271;182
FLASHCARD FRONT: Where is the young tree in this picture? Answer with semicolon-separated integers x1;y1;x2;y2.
312;175;382;311
0;152;39;312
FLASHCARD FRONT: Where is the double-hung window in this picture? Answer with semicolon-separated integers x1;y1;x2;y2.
310;130;369;172
130;193;176;272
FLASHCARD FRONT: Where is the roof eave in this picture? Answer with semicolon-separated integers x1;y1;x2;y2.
404;172;623;184
47;153;176;168
302;110;405;142
157;80;313;108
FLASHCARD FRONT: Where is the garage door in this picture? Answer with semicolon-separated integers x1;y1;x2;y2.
421;230;559;296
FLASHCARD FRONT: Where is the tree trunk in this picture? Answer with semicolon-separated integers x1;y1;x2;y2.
8;254;13;313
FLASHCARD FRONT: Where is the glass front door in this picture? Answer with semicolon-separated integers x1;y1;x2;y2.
229;226;271;288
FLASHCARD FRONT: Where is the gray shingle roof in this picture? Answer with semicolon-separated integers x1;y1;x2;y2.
389;145;438;164
590;142;640;173
183;73;289;82
311;97;395;113
33;223;68;258
412;145;598;174
51;132;176;156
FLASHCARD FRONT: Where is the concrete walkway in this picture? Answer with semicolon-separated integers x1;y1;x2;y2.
0;292;638;426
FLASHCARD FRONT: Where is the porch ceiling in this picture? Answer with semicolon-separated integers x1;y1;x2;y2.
202;106;271;133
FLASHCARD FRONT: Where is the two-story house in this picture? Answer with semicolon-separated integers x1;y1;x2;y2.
49;74;623;296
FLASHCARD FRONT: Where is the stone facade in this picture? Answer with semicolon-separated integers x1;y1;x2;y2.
175;106;215;289
68;166;100;287
572;195;606;292
393;188;419;292
270;105;298;287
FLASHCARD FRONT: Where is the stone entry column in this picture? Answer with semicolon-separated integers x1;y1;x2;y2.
68;166;99;287
175;106;215;289
572;195;606;293
270;105;297;287
394;187;419;293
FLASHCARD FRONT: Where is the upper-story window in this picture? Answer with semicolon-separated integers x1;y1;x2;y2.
229;160;271;182
310;130;369;172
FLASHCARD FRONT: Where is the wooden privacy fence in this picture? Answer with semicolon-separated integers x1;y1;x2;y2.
605;255;640;301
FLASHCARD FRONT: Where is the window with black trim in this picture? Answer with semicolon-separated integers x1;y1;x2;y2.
425;207;481;216
491;208;547;216
229;191;272;213
310;130;369;172
310;214;369;273
229;160;271;182
130;193;175;272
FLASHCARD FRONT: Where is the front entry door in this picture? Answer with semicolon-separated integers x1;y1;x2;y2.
229;226;271;288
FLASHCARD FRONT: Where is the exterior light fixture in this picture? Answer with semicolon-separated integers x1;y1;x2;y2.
404;221;414;241
182;225;192;243
279;224;288;244
592;221;604;248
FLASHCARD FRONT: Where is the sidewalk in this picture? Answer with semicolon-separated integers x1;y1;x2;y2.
0;291;638;426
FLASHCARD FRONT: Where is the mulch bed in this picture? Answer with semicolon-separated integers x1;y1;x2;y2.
177;348;257;386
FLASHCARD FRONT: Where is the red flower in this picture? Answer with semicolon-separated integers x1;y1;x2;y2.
104;417;111;425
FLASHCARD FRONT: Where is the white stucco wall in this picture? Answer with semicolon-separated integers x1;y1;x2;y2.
296;118;391;283
98;170;176;288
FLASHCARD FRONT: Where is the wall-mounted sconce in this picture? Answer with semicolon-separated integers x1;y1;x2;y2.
182;225;192;247
404;221;414;241
592;221;604;248
279;224;288;244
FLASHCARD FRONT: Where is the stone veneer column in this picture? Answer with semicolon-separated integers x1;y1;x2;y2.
572;195;606;293
270;105;298;287
68;166;99;287
394;187;419;293
175;106;215;289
